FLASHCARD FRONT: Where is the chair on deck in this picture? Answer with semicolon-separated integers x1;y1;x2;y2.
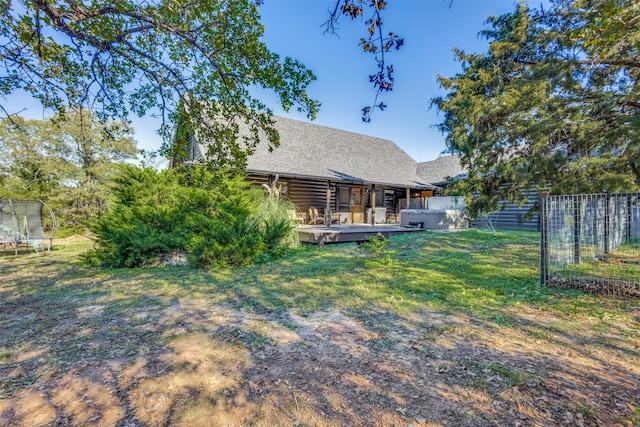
328;211;342;225
308;207;325;225
287;210;306;225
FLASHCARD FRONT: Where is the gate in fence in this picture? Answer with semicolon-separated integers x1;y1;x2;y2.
540;192;640;297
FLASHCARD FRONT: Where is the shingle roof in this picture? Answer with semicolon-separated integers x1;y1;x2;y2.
199;116;435;189
416;155;468;186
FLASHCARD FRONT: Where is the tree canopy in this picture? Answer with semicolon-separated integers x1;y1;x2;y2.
0;0;408;168
0;109;139;232
433;0;639;217
1;0;320;168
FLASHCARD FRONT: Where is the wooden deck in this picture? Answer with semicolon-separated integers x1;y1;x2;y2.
297;224;424;245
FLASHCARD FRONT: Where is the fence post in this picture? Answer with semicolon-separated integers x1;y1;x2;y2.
540;192;550;285
626;194;633;241
603;193;611;255
573;196;581;265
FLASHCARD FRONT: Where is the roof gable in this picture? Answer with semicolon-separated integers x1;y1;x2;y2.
416;155;468;185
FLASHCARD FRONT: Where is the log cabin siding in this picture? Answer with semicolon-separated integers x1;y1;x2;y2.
248;173;337;215
177;115;436;225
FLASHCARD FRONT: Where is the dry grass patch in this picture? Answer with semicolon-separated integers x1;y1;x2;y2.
1;232;639;426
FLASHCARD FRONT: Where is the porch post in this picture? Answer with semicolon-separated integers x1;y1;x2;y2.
370;185;376;225
326;181;331;226
573;196;581;265
603;193;611;255
406;188;410;209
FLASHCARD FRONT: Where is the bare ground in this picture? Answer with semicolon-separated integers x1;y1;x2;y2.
1;241;639;426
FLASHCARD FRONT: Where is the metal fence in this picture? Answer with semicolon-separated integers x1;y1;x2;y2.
540;192;640;297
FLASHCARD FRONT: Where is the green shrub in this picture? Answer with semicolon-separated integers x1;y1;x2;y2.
360;233;393;265
86;164;298;268
86;166;189;267
186;170;263;267
361;233;390;255
254;195;299;254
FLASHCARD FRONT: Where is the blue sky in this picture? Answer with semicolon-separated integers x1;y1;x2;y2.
254;0;526;162
7;1;530;163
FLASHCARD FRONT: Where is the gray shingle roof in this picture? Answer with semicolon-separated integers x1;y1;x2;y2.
204;116;436;189
416;155;468;186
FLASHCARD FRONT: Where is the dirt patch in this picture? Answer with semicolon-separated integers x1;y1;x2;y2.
237;309;640;426
1;239;639;426
2;298;638;426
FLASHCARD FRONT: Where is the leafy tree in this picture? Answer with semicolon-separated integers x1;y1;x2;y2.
53;109;140;227
0;116;68;200
1;0;320;169
433;0;639;217
0;109;139;231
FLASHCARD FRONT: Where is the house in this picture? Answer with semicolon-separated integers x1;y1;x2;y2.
417;155;540;230
182;115;437;224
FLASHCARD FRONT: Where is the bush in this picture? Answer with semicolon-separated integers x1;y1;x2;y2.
361;233;389;255
86;166;191;267
86;165;298;268
360;233;393;265
254;195;299;254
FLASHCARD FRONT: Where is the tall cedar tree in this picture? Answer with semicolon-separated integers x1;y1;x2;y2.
433;0;639;217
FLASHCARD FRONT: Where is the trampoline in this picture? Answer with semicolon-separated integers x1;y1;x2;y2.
0;199;56;254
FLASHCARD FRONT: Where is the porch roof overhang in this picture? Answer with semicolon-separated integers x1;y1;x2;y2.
248;168;438;191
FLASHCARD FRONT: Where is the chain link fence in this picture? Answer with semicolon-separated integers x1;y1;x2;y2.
540;192;640;297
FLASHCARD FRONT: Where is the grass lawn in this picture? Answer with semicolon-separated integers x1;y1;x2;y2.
0;230;639;426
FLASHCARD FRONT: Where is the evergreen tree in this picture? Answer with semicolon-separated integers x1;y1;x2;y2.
87;165;297;268
433;0;639;217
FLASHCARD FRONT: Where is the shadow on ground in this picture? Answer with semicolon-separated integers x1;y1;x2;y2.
0;239;639;426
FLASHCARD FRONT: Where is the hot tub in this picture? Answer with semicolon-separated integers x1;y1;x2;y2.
399;209;468;230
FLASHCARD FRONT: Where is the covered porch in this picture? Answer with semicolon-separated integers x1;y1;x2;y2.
253;173;437;227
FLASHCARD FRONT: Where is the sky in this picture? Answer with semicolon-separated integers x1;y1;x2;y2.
253;0;526;162
6;0;532;163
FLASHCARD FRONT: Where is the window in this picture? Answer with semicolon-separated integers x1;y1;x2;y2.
374;189;384;207
384;190;395;208
338;187;350;205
